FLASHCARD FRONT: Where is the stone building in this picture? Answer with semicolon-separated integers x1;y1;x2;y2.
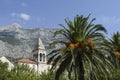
32;38;51;73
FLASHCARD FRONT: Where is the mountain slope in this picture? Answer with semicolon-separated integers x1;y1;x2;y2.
0;23;63;59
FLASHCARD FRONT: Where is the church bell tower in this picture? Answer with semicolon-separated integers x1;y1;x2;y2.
32;38;51;73
33;38;47;64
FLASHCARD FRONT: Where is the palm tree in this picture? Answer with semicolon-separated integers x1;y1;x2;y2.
47;15;113;80
104;32;120;68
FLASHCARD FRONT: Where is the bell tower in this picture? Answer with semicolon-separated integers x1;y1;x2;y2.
38;38;47;63
32;38;50;74
33;38;47;64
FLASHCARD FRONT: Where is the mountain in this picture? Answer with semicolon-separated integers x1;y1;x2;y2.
0;23;63;59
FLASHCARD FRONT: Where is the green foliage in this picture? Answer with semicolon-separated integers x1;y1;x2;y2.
39;69;55;80
103;32;120;69
103;32;120;80
0;61;9;80
0;61;60;80
48;15;113;80
9;64;38;80
39;69;75;80
0;62;39;80
109;68;120;80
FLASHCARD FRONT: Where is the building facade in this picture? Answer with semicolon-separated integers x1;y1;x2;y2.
32;38;51;73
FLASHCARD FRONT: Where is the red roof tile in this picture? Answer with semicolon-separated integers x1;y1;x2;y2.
16;59;37;64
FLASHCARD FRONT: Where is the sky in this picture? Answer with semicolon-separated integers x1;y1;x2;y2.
0;0;120;35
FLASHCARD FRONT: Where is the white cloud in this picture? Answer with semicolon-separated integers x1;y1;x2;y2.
20;13;31;21
11;12;31;21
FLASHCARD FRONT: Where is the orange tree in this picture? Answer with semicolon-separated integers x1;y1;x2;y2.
47;15;113;80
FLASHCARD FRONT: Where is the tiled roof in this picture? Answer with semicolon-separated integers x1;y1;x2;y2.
16;59;37;64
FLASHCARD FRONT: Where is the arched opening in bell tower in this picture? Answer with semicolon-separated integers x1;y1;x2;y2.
40;53;42;61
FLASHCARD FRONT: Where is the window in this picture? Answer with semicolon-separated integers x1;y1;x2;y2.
43;54;45;62
40;53;42;61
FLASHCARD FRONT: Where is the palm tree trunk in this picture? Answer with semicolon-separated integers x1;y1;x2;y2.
78;55;85;80
68;70;71;80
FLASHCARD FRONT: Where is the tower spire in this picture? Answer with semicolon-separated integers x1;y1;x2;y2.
33;38;47;63
38;38;46;63
32;38;51;74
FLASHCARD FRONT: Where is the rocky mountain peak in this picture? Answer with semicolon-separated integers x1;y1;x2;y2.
0;23;63;59
0;23;22;31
